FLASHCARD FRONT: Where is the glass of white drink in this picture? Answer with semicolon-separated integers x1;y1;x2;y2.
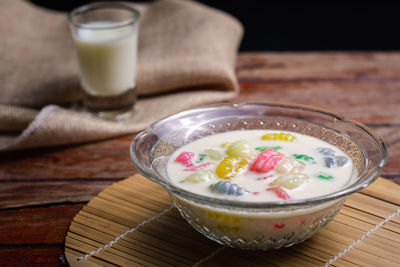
69;2;140;121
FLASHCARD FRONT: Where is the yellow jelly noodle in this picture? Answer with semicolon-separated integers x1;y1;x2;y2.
180;170;215;184
262;132;296;142
216;157;249;179
275;157;304;174
207;211;242;225
221;142;231;148
226;140;253;158
269;173;310;189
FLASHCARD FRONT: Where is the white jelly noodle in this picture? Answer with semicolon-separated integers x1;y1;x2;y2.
73;21;138;96
167;130;357;202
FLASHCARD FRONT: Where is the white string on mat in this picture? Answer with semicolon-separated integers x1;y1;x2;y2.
323;208;400;267
192;245;227;267
77;205;175;262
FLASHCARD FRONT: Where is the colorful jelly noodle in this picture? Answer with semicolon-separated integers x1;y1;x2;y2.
167;130;356;201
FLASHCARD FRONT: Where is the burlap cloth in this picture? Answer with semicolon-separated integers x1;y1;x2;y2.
0;0;243;151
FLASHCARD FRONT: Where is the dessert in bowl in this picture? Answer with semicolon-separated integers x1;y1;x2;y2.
130;103;387;249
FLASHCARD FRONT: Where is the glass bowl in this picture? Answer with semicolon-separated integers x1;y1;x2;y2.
130;102;387;250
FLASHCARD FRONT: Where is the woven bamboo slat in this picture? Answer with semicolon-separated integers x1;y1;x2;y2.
65;175;400;267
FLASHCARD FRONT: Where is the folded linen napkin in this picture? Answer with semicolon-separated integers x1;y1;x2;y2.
0;0;243;151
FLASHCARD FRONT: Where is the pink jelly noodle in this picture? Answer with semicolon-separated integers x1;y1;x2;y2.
267;187;291;200
250;149;285;173
175;152;195;167
184;162;214;171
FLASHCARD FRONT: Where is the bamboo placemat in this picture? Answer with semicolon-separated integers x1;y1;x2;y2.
65;175;400;267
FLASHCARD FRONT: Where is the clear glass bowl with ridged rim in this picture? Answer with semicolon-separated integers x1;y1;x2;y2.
130;102;387;249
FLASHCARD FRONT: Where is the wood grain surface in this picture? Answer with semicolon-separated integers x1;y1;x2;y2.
1;52;399;266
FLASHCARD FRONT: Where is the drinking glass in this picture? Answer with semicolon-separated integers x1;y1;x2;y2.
69;2;140;120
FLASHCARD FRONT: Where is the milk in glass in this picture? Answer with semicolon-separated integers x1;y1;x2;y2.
74;22;138;96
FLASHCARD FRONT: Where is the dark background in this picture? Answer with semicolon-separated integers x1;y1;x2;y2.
30;0;400;51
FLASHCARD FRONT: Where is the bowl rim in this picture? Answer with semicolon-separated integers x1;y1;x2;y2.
130;102;388;209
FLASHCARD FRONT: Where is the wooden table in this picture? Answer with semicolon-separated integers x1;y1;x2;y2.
0;52;399;266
